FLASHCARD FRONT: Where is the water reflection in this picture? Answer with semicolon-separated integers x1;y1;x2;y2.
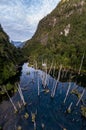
0;63;86;130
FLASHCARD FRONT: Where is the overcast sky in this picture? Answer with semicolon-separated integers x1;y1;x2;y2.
0;0;60;41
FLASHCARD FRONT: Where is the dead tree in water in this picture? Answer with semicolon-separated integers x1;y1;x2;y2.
78;52;85;74
64;82;71;103
67;102;73;113
38;74;40;96
3;86;17;113
18;84;26;106
48;62;53;75
76;89;85;106
42;61;48;88
51;65;62;98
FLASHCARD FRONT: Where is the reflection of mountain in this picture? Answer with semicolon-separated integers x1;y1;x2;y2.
23;0;86;72
11;41;25;48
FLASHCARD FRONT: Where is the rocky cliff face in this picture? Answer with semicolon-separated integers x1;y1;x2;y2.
23;0;86;72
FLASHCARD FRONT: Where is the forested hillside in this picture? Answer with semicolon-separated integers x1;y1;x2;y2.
23;0;86;72
0;24;24;84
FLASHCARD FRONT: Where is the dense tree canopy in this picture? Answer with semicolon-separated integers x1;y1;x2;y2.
23;0;86;72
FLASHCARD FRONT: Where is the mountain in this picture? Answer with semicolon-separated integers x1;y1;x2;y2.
11;40;25;48
23;0;86;72
0;24;24;84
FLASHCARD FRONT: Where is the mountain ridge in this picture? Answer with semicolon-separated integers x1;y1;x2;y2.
0;25;24;84
23;0;86;72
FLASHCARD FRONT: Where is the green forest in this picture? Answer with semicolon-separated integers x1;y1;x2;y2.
0;0;86;95
0;25;24;85
23;0;86;72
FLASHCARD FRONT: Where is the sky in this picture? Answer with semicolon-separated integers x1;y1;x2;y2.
0;0;61;41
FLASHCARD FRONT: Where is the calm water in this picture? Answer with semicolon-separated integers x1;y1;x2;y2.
0;63;86;130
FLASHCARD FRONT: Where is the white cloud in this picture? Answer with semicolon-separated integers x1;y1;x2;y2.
0;0;61;41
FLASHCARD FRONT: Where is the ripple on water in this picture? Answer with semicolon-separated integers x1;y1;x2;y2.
0;63;86;130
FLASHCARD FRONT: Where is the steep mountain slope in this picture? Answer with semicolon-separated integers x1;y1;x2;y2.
0;25;24;84
23;0;86;72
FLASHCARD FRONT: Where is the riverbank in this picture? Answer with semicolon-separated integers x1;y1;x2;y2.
0;63;86;130
0;64;22;102
28;61;86;87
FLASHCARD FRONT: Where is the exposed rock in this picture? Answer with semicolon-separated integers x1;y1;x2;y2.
64;24;70;36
